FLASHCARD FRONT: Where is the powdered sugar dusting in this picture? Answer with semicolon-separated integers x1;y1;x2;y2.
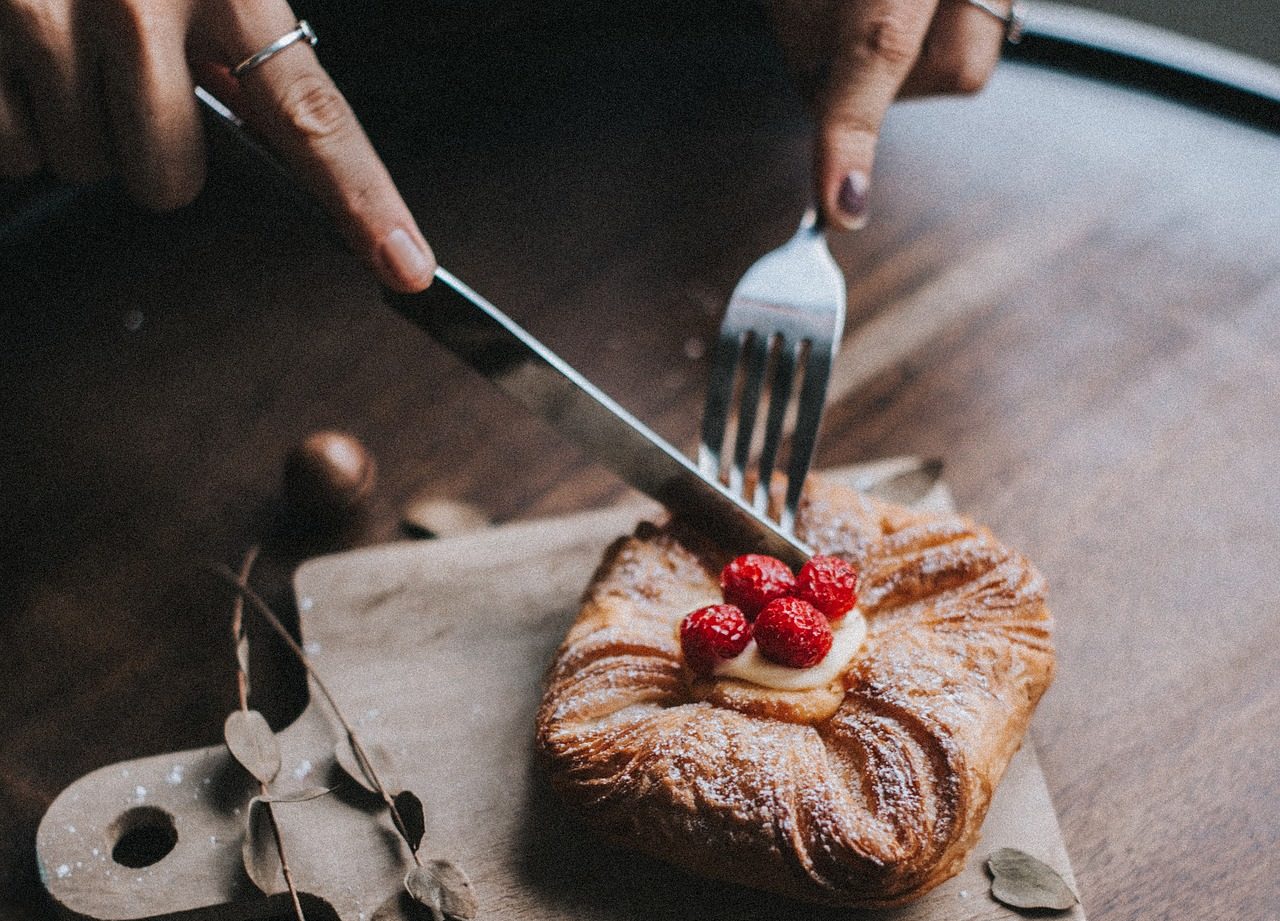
537;475;1053;907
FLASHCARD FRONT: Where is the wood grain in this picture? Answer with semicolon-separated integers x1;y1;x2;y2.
2;4;1278;919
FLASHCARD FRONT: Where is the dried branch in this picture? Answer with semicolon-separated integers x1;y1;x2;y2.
231;546;259;712
226;547;306;921
213;564;424;867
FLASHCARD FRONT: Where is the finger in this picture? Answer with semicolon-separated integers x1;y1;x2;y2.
202;3;434;293
0;64;40;178
816;0;938;230
899;0;1005;99
2;0;110;181
98;6;205;210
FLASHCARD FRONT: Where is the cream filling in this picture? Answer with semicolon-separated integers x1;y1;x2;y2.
712;608;867;690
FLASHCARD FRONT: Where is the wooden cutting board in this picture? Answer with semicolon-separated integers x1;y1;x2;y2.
36;461;1084;921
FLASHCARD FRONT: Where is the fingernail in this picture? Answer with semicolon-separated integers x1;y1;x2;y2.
379;227;434;291
837;171;870;229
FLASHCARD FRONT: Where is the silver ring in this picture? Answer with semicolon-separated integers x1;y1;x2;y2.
962;0;1025;44
231;20;318;78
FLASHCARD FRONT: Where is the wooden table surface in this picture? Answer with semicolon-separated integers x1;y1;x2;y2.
2;6;1277;919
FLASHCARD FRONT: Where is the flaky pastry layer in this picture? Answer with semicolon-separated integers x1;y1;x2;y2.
535;477;1054;907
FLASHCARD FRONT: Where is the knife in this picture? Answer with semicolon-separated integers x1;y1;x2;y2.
386;273;813;568
191;88;812;567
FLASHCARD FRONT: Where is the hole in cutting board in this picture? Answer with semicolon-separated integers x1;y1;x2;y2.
109;806;177;868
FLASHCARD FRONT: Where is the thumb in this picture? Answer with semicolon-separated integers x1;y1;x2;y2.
815;1;937;230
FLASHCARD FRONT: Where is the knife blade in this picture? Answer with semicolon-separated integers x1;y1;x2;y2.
387;271;814;568
188;88;812;566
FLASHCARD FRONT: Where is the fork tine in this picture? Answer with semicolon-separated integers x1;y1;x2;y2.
781;338;834;532
751;334;798;514
701;211;843;536
727;331;770;496
698;329;743;479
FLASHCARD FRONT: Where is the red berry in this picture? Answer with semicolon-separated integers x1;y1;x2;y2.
752;598;833;668
679;604;753;675
719;554;796;619
796;555;860;620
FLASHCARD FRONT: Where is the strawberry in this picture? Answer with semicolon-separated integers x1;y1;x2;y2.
752;597;832;668
719;554;797;619
796;555;860;620
679;604;752;675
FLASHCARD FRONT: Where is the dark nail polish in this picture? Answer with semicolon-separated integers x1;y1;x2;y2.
837;171;870;229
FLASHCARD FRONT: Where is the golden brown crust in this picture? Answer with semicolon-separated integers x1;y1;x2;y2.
535;477;1054;907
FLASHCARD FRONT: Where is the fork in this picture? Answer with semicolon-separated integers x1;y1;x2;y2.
698;209;846;534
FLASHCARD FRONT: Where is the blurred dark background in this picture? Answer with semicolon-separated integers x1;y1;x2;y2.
295;0;1280;66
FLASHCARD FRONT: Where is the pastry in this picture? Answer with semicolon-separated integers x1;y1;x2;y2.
535;475;1054;907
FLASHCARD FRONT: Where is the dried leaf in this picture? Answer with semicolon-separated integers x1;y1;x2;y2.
224;710;281;785
242;796;284;895
236;634;251;680
334;735;392;794
988;847;1078;911
404;860;477;921
259;785;332;804
393;790;426;853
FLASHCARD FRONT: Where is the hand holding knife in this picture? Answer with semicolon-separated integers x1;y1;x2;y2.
195;88;814;567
